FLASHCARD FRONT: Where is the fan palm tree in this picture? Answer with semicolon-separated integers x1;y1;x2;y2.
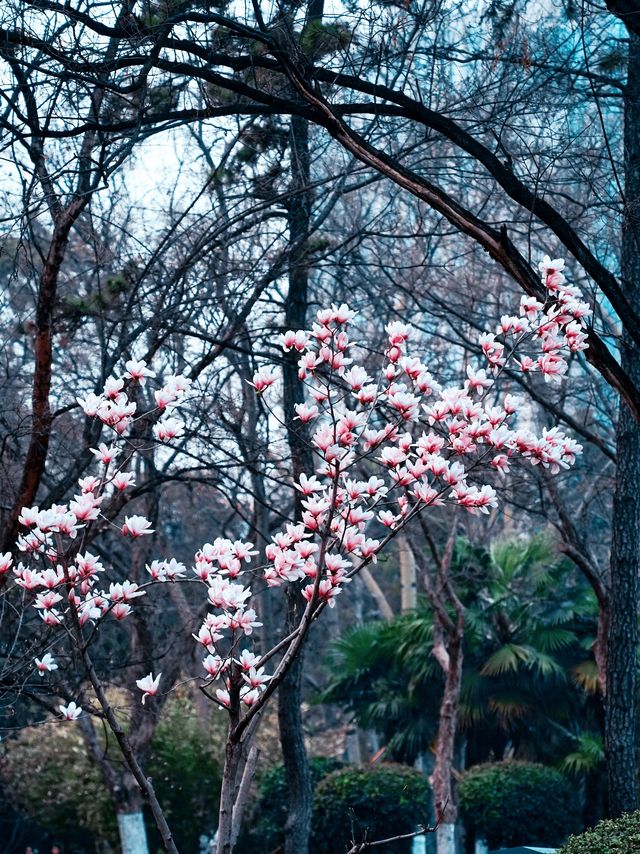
322;534;601;770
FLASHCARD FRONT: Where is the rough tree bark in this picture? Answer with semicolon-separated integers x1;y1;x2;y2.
278;103;314;854
413;525;462;854
606;29;640;816
1;199;86;550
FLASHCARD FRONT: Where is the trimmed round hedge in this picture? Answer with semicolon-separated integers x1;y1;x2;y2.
559;811;640;854
458;760;579;849
311;763;431;854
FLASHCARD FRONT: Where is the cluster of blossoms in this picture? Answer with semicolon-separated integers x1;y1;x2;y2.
76;360;189;441
2;362;192;714
190;539;269;708
480;255;590;380
192;257;587;710
8;257;588;720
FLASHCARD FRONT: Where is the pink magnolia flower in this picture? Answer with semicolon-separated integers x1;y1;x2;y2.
103;376;124;399
59;701;82;720
109;581;145;602
249;368;277;393
136;672;161;704
125;359;155;384
203;654;226;678
35;653;58;676
240;687;262;706
154;388;177;410
76;552;104;579
40;609;63;626
465;365;492;393
215;688;231;708
237;650;260;670
386;320;411;345
164;558;187;581
122;515;154;537
229;608;262;635
111;603;133;620
90;443;118;465
15;568;44;590
295;473;324;495
538;353;568;382
77;393;103;417
343;366;371;391
18;506;40;527
294;402;320;423
242;666;271;689
165;374;192;395
78;475;102;492
69;494;102;522
153;417;184;441
280;330;308;351
111;471;136;491
147;559;168;581
34;591;63;610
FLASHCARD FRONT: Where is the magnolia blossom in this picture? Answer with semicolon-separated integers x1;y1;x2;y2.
111;471;136;491
136;672;161;704
109;581;145;602
122;515;154;537
124;359;156;384
249;368;277;393
215;688;231;708
59;701;82;720
90;443;118;465
112;603;133;620
154;416;184;442
35;653;58;676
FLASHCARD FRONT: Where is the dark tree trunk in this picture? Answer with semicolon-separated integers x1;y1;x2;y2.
278;593;313;854
1;200;86;551
278;108;314;854
606;30;640;817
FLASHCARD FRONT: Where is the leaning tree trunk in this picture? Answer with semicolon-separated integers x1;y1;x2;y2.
606;30;640;817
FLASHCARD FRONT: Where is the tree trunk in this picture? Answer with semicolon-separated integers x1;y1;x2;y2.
436;822;456;854
399;534;417;613
1;199;85;551
606;30;640;817
117;809;150;854
277;54;317;846
431;635;463;854
216;733;243;854
278;622;313;854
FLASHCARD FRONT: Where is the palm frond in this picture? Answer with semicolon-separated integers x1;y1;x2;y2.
480;643;532;675
572;659;600;695
559;732;605;774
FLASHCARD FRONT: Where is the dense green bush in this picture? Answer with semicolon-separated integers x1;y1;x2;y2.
239;755;344;853
311;763;431;854
559;811;640;854
458;760;579;848
0;695;223;853
0;722;117;851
